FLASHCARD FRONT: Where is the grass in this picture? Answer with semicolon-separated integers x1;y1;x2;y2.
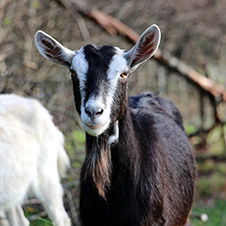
191;125;226;225
24;207;53;226
191;200;226;226
195;160;226;198
29;218;53;226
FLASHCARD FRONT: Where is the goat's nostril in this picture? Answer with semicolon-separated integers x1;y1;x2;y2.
97;108;103;116
85;107;92;117
85;106;104;118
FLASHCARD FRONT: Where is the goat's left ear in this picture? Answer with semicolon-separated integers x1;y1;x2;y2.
124;24;161;72
35;30;76;67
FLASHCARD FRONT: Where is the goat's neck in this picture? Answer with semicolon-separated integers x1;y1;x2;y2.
115;107;140;177
84;105;139;199
85;132;112;199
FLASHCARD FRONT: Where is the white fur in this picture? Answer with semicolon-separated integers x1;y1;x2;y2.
106;47;129;105
108;121;119;144
0;94;71;226
81;96;111;136
71;47;89;112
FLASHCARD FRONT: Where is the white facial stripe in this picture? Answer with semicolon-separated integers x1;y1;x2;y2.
107;47;128;80
71;47;88;110
106;47;128;107
71;47;88;75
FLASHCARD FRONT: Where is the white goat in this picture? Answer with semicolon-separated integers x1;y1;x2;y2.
0;94;71;226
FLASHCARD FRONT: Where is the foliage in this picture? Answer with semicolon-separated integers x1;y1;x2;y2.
65;130;86;168
30;218;53;226
24;207;53;226
207;125;226;155
185;123;197;135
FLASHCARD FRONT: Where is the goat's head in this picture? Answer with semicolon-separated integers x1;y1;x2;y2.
35;25;161;137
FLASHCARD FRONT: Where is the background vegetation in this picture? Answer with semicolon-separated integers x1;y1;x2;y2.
1;0;226;225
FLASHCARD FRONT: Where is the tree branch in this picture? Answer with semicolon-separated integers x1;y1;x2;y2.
56;0;226;103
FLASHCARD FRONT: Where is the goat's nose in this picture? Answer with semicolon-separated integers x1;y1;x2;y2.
85;106;104;119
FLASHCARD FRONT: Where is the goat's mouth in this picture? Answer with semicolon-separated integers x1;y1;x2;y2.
82;120;110;136
84;122;107;129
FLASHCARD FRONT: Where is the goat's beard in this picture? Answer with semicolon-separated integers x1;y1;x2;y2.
84;133;112;200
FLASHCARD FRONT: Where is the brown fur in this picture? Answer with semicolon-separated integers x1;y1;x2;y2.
84;134;112;199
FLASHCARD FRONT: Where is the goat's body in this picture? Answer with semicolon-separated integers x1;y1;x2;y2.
0;94;70;226
80;93;195;226
35;25;196;226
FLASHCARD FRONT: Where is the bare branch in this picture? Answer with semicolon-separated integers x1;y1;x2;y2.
56;0;226;103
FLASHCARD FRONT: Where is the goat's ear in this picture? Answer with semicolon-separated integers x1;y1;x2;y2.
35;30;75;66
124;24;161;72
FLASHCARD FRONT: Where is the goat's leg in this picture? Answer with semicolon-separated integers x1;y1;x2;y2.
15;206;29;226
5;206;29;226
5;208;19;226
34;176;71;226
0;211;10;226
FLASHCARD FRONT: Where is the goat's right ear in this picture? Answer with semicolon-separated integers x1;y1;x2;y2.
124;24;161;73
35;30;75;66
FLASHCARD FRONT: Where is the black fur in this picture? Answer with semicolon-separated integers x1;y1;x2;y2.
70;46;196;226
78;93;195;226
83;45;116;104
71;74;81;115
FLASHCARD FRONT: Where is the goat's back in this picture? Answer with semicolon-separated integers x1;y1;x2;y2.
129;92;184;130
129;92;195;225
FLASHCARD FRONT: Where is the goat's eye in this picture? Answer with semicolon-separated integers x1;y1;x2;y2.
120;72;128;78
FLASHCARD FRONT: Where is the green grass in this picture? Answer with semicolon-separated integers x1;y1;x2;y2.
195;160;226;198
191;200;226;226
65;130;85;169
207;126;226;155
185;124;197;135
29;218;53;226
192;122;226;226
24;207;53;226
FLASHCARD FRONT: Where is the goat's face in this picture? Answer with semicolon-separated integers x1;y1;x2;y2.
69;45;129;136
35;25;161;136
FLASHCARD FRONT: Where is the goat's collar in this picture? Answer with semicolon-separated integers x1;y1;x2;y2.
108;121;119;145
